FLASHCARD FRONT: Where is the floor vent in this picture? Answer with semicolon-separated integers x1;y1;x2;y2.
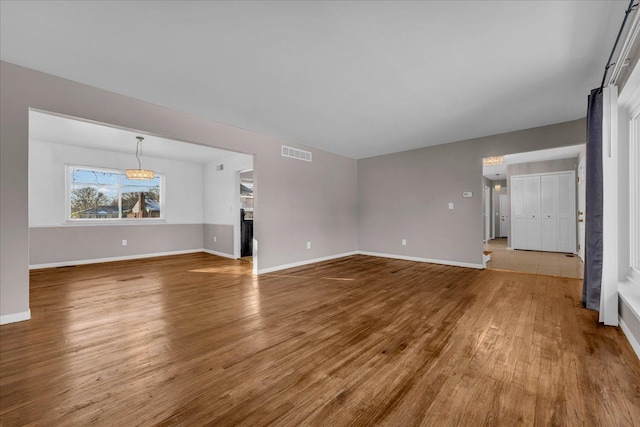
282;145;312;162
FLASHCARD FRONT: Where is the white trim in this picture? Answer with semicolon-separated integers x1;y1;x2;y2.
620;279;640;320
357;251;485;269
619;281;640;360
257;252;358;274
483;252;491;267
510;170;575;179
29;249;203;270
618;44;640;112
0;309;31;325
202;249;235;259
609;4;640;87
619;315;640;361
601;86;619;326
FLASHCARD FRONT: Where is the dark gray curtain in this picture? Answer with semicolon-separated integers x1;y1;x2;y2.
582;88;603;311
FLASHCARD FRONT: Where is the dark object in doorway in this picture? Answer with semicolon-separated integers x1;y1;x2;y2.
565;254;575;258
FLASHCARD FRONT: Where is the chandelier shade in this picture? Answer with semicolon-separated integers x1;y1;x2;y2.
125;168;154;180
483;156;504;166
125;136;154;180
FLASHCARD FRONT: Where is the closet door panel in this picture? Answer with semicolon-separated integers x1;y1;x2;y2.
557;172;576;253
511;177;526;250
541;175;558;251
524;176;541;250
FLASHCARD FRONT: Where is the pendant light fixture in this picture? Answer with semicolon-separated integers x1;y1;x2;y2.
483;156;504;166
125;136;154;180
494;173;501;192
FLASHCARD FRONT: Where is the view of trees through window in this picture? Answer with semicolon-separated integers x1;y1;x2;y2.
69;166;161;219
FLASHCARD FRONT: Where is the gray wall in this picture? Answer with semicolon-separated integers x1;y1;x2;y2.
358;120;586;266
203;224;234;256
30;224;203;266
0;61;358;319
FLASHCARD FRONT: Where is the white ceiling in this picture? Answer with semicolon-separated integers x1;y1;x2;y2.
483;144;584;180
1;1;626;159
29;110;237;164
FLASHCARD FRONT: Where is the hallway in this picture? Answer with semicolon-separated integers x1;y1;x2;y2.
485;238;583;279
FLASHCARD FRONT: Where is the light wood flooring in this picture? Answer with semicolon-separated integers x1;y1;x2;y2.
485;238;584;279
1;253;639;426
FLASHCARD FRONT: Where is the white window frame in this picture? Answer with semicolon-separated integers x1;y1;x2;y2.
66;164;165;223
629;108;640;285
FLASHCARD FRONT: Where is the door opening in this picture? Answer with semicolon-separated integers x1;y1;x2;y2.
240;170;254;260
482;145;584;279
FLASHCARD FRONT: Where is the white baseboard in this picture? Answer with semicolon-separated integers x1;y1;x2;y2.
0;309;31;325
357;251;485;269
202;249;236;259
257;251;358;274
29;249;204;270
619;315;640;360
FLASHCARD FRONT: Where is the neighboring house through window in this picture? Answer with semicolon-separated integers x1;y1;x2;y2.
67;166;163;220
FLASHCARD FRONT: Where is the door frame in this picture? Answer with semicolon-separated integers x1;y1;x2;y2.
484;185;491;243
236;168;254;260
577;155;586;261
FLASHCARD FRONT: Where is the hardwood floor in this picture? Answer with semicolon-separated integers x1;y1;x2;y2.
1;253;639;426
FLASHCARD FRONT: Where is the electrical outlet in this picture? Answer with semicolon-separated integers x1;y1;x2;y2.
307;241;311;249
122;239;127;246
402;239;407;246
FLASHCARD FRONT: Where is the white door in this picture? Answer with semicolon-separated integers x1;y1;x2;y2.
541;174;558;252
511;177;526;249
524;176;542;250
557;172;576;253
499;193;509;238
577;158;586;260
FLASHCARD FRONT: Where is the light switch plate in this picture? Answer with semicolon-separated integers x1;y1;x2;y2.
448;202;454;210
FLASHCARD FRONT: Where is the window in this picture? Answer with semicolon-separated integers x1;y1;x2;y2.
68;166;163;220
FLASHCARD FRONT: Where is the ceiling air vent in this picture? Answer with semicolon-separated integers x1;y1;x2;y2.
282;145;312;162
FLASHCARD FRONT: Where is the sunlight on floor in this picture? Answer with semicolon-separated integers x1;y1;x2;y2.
262;274;356;281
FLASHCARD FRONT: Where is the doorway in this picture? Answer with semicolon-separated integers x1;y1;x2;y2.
28;110;255;269
482;145;585;279
484;185;491;243
240;170;254;260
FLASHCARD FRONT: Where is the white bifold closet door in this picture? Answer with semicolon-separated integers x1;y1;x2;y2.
524;176;542;250
541;174;558;251
556;173;576;253
510;171;576;253
511;177;526;250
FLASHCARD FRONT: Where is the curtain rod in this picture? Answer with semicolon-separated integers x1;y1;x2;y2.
600;0;639;92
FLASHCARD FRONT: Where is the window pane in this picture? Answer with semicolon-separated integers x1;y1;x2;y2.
69;168;119;218
121;174;161;219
